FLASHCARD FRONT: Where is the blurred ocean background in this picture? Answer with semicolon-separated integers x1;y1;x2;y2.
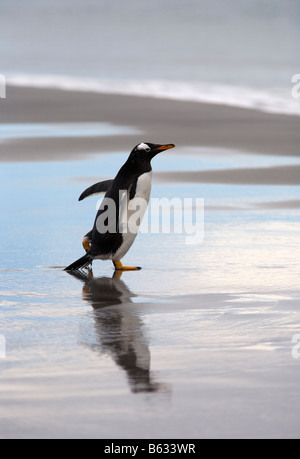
1;0;300;114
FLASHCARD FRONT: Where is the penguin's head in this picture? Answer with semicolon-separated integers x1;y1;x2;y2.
128;142;175;171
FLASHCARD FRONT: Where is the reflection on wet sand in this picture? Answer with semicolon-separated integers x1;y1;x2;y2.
68;269;169;394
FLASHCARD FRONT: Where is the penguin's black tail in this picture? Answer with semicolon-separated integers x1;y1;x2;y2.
64;252;93;271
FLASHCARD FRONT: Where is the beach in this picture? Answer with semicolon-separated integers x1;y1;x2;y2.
1;82;300;438
2;85;300;161
1;0;300;440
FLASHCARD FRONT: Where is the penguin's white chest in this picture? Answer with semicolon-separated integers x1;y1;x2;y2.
113;171;152;260
133;170;153;202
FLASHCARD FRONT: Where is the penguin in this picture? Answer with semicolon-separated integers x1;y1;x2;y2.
64;142;175;271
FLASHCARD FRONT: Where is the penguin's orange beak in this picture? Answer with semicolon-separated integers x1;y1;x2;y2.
153;144;175;151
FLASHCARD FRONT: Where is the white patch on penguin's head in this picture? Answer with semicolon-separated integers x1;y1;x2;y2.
137;143;151;152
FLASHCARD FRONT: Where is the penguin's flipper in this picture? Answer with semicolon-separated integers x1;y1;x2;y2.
113;260;141;271
78;179;113;201
64;252;94;271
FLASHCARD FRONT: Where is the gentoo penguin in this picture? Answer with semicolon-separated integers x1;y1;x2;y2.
64;142;175;271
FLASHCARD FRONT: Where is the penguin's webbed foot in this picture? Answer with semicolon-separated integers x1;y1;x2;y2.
113;260;141;271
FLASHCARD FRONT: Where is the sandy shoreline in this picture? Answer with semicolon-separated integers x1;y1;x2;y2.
0;85;300;163
157;164;300;185
1;85;300;439
1;1;300;439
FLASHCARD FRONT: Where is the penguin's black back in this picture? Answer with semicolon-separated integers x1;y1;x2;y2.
86;145;154;258
89;173;139;258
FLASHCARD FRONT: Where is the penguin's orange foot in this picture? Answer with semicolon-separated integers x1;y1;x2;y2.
113;260;141;271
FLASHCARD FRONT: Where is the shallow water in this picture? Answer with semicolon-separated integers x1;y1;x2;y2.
1;145;300;438
1;0;300;438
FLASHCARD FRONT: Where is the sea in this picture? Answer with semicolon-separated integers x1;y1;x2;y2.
0;0;300;115
1;0;300;439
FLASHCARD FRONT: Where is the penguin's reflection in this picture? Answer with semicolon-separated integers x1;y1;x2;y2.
68;269;168;394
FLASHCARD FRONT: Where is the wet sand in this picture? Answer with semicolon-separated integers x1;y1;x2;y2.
157;165;300;186
1;85;300;439
1;85;300;163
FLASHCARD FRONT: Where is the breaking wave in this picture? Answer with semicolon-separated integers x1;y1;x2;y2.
6;73;300;116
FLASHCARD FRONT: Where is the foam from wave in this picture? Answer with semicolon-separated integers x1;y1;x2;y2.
6;73;300;117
